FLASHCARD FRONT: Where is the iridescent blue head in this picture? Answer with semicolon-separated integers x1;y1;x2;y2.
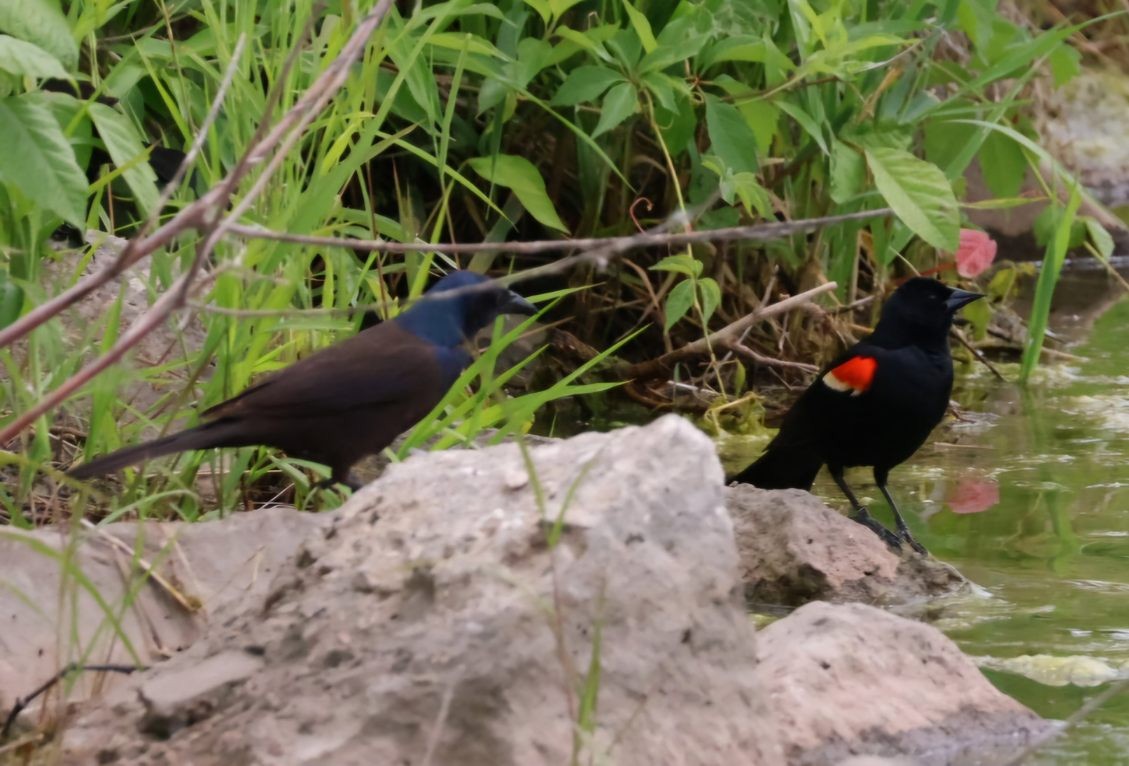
393;270;537;348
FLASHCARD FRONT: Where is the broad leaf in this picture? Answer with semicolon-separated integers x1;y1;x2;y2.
705;95;758;174
592;81;637;137
698;278;721;324
651;253;701;277
0;94;86;226
622;0;657;53
0;0;77;70
865;147;958;251
0;34;67;80
468;154;567;232
664;279;695;331
830;140;864;203
90;103;160;216
551;65;624;106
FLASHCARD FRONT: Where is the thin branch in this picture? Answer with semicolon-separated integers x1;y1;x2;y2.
727;342;819;373
2;663;141;740
620;282;839;380
225;208;892;255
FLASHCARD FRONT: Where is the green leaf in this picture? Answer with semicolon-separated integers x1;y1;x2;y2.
978;129;1026;199
1085;217;1114;260
551;65;624;106
468;154;567;232
0;271;23;329
864;147;959;250
664;279;695;331
638;17;710;73
622;0;657;53
520;0;551;23
738;100;779;155
705;96;758;174
593;81;638;137
777;98;828;155
698;277;721;324
89;103;160;216
1022;186;1082;381
0;0;77;70
830;139;865;204
0;34;67;80
1048;44;1080;87
651;253;701;277
0;95;86;226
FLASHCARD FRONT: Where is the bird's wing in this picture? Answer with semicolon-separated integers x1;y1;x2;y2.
202;323;445;420
765;344;886;448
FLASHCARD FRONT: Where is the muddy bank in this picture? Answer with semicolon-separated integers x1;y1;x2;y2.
2;417;1049;764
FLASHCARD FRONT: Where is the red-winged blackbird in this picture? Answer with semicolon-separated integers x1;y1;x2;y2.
732;277;983;553
68;271;536;490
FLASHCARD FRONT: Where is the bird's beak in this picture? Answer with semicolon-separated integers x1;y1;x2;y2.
945;288;984;313
500;290;538;316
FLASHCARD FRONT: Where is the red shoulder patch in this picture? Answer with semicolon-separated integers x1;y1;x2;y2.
822;356;877;396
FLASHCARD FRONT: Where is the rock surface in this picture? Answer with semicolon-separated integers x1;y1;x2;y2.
0;506;329;719
754;602;1051;765
60;416;782;766
727;485;965;607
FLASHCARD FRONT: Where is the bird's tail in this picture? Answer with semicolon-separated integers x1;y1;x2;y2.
730;442;822;491
68;421;240;480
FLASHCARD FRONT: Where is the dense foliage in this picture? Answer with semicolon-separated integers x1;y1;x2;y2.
0;0;1103;517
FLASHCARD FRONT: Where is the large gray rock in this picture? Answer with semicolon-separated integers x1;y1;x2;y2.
728;486;965;607
60;415;782;766
0;506;328;720
754;602;1051;765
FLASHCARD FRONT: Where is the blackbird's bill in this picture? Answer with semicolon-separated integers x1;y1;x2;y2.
732;277;984;554
68;271;537;490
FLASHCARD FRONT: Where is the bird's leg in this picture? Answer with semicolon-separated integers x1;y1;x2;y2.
829;466;902;551
874;472;927;555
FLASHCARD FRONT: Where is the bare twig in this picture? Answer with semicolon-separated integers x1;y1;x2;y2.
225;208;892;256
1001;677;1129;766
2;663;141;740
950;326;1006;382
620;282;838;380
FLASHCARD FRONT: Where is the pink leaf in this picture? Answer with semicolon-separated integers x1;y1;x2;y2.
954;229;997;278
946;477;1000;515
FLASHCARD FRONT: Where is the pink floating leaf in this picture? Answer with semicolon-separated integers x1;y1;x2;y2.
954;229;997;278
946;476;1000;515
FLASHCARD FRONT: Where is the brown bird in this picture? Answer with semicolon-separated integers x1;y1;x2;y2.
69;271;537;489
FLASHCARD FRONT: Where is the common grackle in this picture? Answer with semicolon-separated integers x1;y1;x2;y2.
68;271;537;489
731;277;983;554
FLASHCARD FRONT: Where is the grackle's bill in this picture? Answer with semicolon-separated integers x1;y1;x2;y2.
68;271;537;490
731;277;983;554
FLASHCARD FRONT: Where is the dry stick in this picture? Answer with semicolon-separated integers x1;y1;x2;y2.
951;326;1006;381
1001;677;1129;766
0;1;397;447
620;282;839;380
225;208;892;256
1;663;141;740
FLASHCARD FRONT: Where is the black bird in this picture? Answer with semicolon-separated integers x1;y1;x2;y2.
732;278;983;553
69;271;537;489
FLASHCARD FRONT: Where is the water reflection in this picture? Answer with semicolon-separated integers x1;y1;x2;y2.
892;295;1129;762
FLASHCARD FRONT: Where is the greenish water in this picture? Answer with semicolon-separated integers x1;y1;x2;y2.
810;295;1129;763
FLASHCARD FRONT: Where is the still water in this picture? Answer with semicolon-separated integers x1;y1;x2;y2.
838;291;1129;763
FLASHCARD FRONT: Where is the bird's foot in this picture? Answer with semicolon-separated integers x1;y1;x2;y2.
897;527;928;556
849;508;902;552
